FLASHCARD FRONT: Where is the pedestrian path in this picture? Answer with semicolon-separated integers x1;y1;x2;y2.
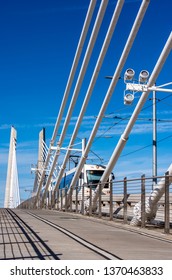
1;208;172;260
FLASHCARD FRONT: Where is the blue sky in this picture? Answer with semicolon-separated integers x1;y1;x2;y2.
0;0;172;206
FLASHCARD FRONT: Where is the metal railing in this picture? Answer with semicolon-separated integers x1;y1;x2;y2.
18;173;172;234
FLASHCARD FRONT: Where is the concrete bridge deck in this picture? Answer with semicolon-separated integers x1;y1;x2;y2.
0;208;172;260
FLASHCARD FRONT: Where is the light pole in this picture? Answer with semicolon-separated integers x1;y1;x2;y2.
152;88;157;186
124;69;172;181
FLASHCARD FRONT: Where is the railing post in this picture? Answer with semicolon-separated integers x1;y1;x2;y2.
50;188;52;209
60;190;63;210
109;180;113;221
81;184;85;215
51;191;55;209
42;196;45;209
36;197;39;209
53;189;57;210
47;190;49;209
76;186;78;213
55;189;59;210
123;177;127;224
98;183;102;218
141;174;146;228
44;191;48;209
89;186;92;216
70;187;73;212
47;189;49;209
164;171;170;234
43;190;47;209
57;189;60;210
65;187;68;212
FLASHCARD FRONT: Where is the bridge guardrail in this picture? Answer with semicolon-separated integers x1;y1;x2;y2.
18;174;172;234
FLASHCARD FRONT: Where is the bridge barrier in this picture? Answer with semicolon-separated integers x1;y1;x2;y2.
18;174;172;234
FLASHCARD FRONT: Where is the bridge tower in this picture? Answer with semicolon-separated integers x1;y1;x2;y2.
32;128;46;196
4;127;20;208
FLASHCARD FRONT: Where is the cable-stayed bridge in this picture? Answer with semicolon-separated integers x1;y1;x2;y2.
27;0;172;222
1;1;172;261
4;0;172;222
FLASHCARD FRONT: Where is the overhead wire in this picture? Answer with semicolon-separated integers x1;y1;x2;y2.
93;91;172;142
120;134;172;158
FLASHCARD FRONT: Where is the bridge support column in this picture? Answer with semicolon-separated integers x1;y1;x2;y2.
4;127;20;208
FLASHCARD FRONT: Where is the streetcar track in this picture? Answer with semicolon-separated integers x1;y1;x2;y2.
27;211;123;260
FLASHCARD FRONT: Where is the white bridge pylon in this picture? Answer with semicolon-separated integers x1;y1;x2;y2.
4;127;20;208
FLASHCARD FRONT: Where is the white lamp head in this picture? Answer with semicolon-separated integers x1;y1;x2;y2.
124;68;135;82
124;92;134;105
139;70;149;83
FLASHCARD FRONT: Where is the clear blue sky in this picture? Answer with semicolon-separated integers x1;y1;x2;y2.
0;0;172;206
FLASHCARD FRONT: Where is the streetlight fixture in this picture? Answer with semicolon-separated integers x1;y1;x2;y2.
124;91;135;105
124;68;172;184
124;68;135;81
124;74;172;105
139;70;149;83
123;68;135;105
124;69;150;105
105;69;149;105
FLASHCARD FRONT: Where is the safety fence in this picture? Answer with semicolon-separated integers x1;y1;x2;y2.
19;173;172;234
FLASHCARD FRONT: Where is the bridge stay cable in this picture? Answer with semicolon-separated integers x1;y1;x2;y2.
33;0;97;207
91;31;172;212
51;0;125;207
66;0;150;208
39;0;109;207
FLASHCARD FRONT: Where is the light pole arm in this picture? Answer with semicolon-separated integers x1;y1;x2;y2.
126;83;172;93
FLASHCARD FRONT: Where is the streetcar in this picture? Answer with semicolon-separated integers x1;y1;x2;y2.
55;164;114;198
